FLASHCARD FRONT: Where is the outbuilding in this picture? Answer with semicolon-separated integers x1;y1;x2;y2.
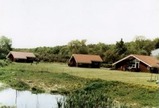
68;54;103;68
151;48;159;57
6;51;36;63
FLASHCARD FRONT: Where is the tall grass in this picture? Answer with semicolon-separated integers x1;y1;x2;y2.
58;80;159;107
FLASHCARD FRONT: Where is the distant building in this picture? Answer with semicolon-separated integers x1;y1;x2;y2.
151;48;159;57
68;54;103;68
6;51;36;63
112;54;159;73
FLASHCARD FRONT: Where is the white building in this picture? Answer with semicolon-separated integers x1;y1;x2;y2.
151;48;159;57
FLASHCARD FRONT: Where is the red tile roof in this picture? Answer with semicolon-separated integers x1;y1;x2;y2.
7;51;36;59
113;54;159;67
70;54;103;64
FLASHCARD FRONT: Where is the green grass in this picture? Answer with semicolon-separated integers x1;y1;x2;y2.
0;63;88;93
64;80;159;107
0;62;159;107
3;62;158;87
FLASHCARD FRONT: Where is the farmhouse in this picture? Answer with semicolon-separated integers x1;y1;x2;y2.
112;54;159;73
6;51;36;63
68;54;103;68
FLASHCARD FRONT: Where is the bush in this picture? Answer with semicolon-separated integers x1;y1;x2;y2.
0;60;8;67
83;81;104;91
101;63;112;68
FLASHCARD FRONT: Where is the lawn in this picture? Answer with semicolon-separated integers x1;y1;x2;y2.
0;62;159;107
2;62;158;87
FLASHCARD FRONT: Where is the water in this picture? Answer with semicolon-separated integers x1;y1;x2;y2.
0;88;63;108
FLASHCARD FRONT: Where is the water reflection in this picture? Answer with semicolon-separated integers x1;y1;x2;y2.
0;88;63;108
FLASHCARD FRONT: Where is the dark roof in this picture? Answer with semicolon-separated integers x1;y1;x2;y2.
112;54;159;67
70;54;103;64
6;51;36;59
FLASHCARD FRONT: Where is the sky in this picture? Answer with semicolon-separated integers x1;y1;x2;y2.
0;0;159;48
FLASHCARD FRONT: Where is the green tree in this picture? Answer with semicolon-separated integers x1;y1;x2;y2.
67;39;88;54
0;36;12;59
104;48;117;63
115;38;127;60
153;38;159;49
134;36;146;51
143;39;154;55
133;36;154;55
125;42;137;54
88;43;109;59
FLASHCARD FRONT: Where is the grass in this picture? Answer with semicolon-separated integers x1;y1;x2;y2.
3;62;158;87
0;62;159;107
0;63;89;93
0;106;16;108
63;80;159;108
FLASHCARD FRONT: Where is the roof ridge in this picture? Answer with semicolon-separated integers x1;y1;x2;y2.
113;54;159;68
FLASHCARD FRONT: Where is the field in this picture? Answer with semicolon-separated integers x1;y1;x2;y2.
3;62;157;86
0;62;159;107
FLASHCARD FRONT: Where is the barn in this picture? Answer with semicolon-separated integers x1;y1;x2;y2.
112;54;159;73
6;51;36;63
68;54;103;68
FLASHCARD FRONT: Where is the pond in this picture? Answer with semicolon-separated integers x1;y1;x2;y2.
0;88;63;108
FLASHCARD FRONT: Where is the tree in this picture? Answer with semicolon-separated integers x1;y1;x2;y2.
133;36;146;53
0;36;12;59
114;38;127;60
153;38;159;49
133;36;154;55
142;39;154;55
115;38;127;55
88;42;109;59
67;39;88;54
125;42;137;55
104;48;117;63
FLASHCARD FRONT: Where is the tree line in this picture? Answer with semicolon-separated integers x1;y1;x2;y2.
1;36;159;65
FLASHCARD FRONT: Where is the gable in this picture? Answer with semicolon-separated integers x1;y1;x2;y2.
113;54;159;68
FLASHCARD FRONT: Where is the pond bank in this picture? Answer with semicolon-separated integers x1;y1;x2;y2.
1;78;159;108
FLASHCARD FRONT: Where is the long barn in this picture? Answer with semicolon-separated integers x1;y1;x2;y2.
68;54;103;68
6;51;36;63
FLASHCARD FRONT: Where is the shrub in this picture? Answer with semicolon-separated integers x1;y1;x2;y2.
83;81;104;91
101;63;113;68
0;60;8;67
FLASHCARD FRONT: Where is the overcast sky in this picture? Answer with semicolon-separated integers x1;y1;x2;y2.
0;0;159;48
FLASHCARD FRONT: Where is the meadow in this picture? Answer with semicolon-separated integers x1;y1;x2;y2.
0;62;159;107
3;62;157;87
